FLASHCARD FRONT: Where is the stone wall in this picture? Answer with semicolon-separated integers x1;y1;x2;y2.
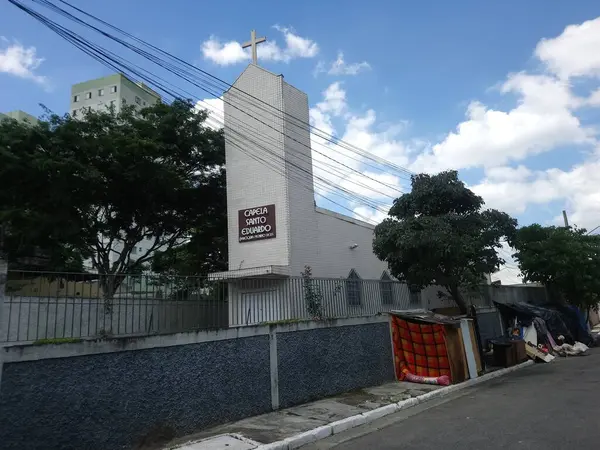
0;316;394;450
277;321;395;408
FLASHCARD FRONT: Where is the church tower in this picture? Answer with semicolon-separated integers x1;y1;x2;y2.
223;62;318;277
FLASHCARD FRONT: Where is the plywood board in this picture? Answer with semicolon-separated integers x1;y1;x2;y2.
444;327;468;383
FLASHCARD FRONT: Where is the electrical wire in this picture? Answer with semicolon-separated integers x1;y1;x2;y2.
8;0;389;222
11;0;407;203
47;0;415;179
24;0;413;189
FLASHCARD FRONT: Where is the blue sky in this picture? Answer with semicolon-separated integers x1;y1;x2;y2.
2;0;600;283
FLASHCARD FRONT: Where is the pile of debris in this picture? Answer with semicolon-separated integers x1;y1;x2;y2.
492;302;594;363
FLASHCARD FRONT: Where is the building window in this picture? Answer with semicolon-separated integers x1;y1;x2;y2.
110;85;117;93
110;100;116;107
135;96;142;105
380;272;394;305
86;92;92;100
143;101;146;106
346;269;362;306
98;88;104;96
409;286;421;307
73;95;80;102
122;98;127;105
72;110;77;117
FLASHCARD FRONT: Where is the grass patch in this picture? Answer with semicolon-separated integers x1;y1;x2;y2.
32;337;83;346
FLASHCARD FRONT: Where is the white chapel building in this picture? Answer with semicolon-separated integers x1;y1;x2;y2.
210;56;423;325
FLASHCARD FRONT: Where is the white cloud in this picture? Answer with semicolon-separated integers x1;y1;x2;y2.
201;26;318;66
471;156;600;230
307;82;409;221
314;82;347;116
201;38;248;66
585;88;600;106
411;73;592;173
0;38;47;85
273;25;319;60
339;172;402;199
411;17;600;174
491;241;522;285
194;97;224;130
353;205;390;224
535;17;600;79
315;52;371;76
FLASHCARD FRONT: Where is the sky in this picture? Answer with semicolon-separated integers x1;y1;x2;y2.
1;0;600;284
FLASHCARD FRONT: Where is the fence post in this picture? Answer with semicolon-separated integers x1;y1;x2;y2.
269;324;279;410
0;259;6;340
0;258;7;386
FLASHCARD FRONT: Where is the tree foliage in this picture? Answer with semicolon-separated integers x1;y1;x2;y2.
0;100;226;302
512;224;600;311
0;114;86;272
373;171;517;313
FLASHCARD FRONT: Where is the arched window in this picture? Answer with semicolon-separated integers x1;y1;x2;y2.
409;285;422;307
346;269;362;306
380;272;394;305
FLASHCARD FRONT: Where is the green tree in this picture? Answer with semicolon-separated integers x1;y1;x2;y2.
0;100;225;307
0;115;86;272
373;171;517;314
512;224;600;312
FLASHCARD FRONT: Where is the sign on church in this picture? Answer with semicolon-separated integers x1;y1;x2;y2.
238;204;276;242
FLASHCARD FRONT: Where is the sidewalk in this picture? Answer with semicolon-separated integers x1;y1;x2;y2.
161;361;534;450
162;381;441;450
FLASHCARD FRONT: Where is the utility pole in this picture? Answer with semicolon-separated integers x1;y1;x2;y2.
562;210;569;228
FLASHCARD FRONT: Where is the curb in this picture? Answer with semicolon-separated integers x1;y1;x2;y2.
256;360;534;450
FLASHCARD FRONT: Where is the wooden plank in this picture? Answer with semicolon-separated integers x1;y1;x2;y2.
468;320;483;373
444;327;468;383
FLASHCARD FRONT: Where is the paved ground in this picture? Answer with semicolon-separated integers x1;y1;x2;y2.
164;382;441;449
304;349;599;449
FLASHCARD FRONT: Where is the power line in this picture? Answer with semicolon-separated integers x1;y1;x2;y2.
8;0;389;223
26;0;415;184
13;0;409;205
586;225;600;235
51;0;415;178
10;0;402;215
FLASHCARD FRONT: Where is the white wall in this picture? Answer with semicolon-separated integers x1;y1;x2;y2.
283;81;319;276
225;65;292;271
312;208;388;279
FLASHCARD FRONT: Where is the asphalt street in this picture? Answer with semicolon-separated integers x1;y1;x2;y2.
305;349;600;450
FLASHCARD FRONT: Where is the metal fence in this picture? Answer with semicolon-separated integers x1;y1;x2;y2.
0;270;549;343
1;271;228;343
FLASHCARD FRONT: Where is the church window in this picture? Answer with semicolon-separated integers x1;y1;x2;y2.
346;270;362;306
380;272;394;305
409;286;421;307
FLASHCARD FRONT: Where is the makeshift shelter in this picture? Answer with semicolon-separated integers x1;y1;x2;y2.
494;302;594;346
389;311;482;385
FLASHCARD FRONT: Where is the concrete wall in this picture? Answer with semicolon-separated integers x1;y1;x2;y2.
222;64;390;280
0;317;393;450
283;81;319;277
225;64;292;271
313;208;389;279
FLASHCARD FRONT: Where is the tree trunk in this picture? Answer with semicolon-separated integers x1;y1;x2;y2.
99;273;119;314
449;285;469;315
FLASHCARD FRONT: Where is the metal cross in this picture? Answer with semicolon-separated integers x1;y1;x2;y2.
242;29;266;65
